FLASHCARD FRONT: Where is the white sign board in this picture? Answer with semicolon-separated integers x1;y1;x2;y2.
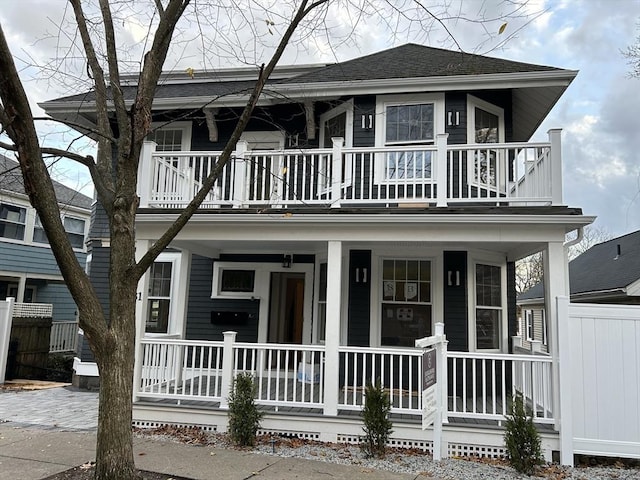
421;347;437;429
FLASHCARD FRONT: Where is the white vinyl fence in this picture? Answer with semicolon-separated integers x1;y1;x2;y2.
558;298;640;461
0;299;14;383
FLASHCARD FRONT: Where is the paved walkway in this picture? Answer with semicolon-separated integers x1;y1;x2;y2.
0;385;434;480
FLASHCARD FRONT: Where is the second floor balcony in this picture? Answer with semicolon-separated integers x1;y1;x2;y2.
138;129;563;210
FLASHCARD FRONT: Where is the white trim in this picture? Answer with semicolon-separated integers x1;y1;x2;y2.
46;70;577;113
149;121;192;151
319;100;354;148
374;93;445;183
468;256;508;353
143;252;183;337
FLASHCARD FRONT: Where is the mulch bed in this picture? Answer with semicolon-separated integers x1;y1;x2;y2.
43;463;194;480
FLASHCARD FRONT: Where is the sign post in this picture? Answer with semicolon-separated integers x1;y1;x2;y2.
415;322;447;461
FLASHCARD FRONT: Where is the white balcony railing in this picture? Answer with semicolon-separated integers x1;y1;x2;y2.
138;129;563;209
49;321;79;353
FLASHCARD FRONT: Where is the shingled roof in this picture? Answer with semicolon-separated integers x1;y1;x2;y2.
279;43;562;84
43;43;569;105
519;230;640;301
0;154;92;210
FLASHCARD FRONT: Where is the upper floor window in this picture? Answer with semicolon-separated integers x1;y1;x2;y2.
147;121;192;152
375;93;444;182
34;214;86;249
0;203;26;241
467;96;505;190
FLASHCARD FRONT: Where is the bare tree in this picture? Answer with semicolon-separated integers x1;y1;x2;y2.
0;1;542;478
623;19;640;78
516;225;612;294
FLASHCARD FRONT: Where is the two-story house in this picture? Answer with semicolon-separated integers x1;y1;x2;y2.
0;154;91;354
41;44;594;459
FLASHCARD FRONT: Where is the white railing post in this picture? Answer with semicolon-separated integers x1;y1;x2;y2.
556;296;574;466
330;137;344;208
435;133;449;207
0;298;15;384
548;129;563;205
139;141;157;208
219;331;237;409
323;241;342;416
434;322;448;459
233;141;248;208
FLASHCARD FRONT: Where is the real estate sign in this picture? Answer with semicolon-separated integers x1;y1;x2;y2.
422;347;437;429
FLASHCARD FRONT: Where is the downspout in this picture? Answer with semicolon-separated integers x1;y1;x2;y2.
563;226;584;249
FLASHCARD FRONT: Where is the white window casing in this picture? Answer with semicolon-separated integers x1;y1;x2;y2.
374;93;445;183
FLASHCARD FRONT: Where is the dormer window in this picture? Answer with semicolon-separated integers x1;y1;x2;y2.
0;203;26;241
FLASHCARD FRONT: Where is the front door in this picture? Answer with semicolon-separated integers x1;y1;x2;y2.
268;272;305;344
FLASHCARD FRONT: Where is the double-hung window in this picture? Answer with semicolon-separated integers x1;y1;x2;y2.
381;259;432;347
34;215;86;249
0;203;26;241
147;121;192;152
376;94;443;182
475;263;502;350
146;261;173;334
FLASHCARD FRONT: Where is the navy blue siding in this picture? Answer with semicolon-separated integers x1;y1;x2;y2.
36;282;77;322
347;250;371;346
0;242;86;276
443;251;468;352
507;261;517;353
185;255;259;342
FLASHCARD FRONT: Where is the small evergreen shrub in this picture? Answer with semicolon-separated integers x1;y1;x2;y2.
360;380;393;458
227;372;263;446
504;390;544;474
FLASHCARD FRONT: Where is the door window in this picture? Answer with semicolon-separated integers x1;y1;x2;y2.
475;263;502;350
146;261;173;334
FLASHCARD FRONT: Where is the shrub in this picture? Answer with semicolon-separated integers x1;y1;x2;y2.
360;380;393;458
504;391;544;474
227;372;263;446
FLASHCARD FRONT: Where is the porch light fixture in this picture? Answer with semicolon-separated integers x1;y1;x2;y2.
282;254;293;268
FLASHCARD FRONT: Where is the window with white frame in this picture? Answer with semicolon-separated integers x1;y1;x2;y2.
33;214;86;249
319;102;354;192
475;263;502;350
467;95;505;189
147;122;192;151
375;94;443;182
146;261;173;334
381;259;432;347
0;203;26;240
524;309;534;341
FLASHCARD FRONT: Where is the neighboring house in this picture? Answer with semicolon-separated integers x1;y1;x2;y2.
0;154;91;338
41;44;594;458
517;229;640;352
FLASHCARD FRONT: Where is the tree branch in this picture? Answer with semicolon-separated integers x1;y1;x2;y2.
133;0;330;277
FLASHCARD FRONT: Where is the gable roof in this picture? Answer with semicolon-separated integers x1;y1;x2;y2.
0;155;92;210
519;230;640;301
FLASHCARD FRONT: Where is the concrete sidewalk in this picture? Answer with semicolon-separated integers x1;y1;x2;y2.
0;386;432;480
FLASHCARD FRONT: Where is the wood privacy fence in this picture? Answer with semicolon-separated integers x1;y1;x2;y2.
558;298;640;461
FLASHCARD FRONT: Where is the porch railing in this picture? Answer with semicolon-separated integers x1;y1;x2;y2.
448;351;554;424
49;321;78;353
136;335;556;426
139;129;562;209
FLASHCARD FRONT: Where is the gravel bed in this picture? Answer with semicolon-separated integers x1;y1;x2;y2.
136;427;640;480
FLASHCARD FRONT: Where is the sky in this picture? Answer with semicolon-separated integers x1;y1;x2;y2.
0;0;638;238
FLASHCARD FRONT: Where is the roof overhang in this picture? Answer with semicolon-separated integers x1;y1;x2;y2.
40;69;577;142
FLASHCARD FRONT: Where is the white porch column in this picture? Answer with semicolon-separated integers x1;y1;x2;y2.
323;240;342;416
543;241;568;432
219;330;237;410
138;141;157;208
548;129;563;206
0;298;15;384
556;296;574;466
435;133;449;207
330;137;344;208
